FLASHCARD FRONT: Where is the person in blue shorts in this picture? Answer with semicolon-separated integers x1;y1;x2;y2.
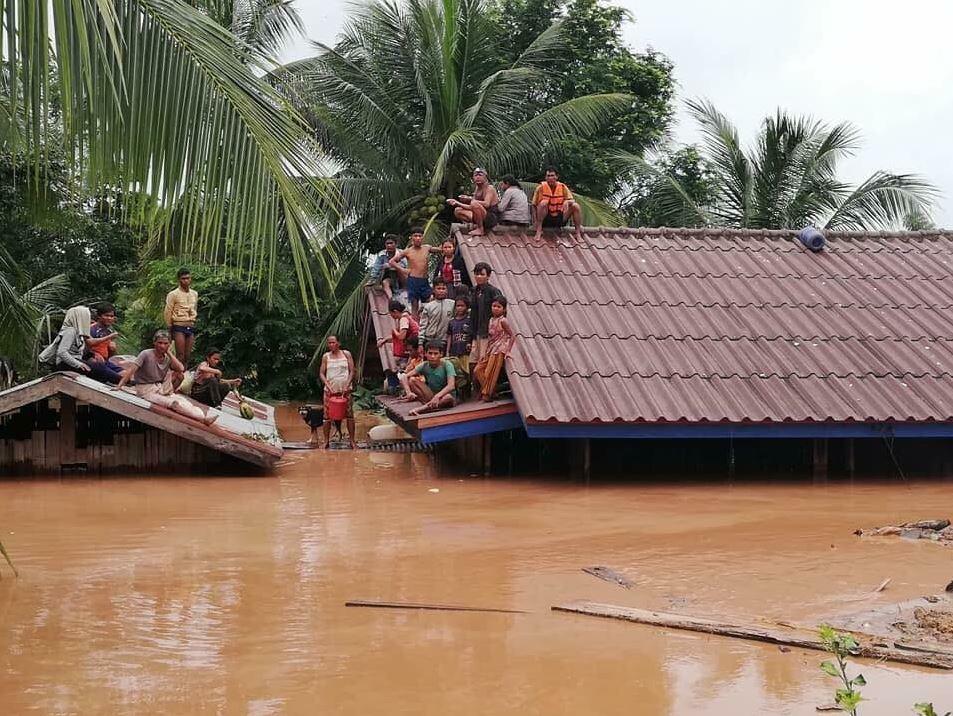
389;227;432;316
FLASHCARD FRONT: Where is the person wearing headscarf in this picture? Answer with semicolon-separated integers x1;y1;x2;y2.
41;306;91;374
39;306;122;384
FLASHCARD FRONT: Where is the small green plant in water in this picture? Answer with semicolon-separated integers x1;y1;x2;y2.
819;625;866;715
915;704;951;716
0;537;18;578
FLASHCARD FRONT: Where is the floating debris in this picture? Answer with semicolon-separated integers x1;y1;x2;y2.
582;566;634;589
854;519;953;545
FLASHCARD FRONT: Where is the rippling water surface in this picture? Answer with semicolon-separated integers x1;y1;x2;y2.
1;409;951;714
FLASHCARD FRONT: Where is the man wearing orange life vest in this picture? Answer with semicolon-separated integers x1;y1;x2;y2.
532;166;583;241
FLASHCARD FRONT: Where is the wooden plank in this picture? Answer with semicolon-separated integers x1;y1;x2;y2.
60;395;77;466
417;401;518;429
551;601;953;670
345;600;527;614
0;376;60;416
55;380;279;469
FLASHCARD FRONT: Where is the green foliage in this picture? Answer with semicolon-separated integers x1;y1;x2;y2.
1;0;335;305
116;258;323;399
488;0;675;198
0;157;142;307
620;145;717;227
631;100;938;230
352;384;384;412
819;626;865;715
915;704;951;716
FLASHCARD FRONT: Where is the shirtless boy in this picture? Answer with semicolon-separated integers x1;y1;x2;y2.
388;227;432;315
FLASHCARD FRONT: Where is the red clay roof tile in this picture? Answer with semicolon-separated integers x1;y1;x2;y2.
459;227;953;425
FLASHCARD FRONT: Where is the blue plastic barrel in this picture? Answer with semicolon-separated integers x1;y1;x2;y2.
798;227;825;252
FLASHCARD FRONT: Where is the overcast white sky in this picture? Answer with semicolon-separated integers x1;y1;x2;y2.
283;0;953;226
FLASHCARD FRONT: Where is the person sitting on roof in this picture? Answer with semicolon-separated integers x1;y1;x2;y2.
319;335;356;449
532;166;583;242
473;295;516;402
419;279;455;347
397;336;425;401
368;234;407;300
191;347;242;409
446;167;500;236
376;299;419;371
38;306;122;385
388;227;431;316
114;330;217;425
429;237;470;299
408;341;457;415
497;175;531;227
87;303;124;383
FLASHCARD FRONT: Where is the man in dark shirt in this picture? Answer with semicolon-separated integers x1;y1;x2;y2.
469;262;502;365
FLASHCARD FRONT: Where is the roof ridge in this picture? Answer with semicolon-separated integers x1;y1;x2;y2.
508;369;953;380
511;298;953;310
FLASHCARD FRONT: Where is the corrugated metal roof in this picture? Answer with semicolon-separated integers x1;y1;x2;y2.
459;227;953;425
368;286;399;372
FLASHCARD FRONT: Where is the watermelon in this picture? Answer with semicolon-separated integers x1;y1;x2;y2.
239;401;255;420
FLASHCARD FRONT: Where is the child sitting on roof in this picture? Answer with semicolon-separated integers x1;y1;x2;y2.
397;337;425;401
473;295;515;402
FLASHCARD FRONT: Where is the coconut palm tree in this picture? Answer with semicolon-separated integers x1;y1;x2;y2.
279;0;632;343
0;248;68;369
0;0;332;306
626;99;937;230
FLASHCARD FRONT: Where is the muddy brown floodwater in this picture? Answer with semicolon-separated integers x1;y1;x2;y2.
1;408;952;714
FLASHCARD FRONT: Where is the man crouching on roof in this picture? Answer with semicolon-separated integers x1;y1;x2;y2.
533;166;583;242
408;341;457;416
114;330;217;426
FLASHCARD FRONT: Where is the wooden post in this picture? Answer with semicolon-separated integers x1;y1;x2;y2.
845;438;855;478
728;437;736;479
583;438;591;484
59;395;76;468
482;434;491;476
813;438;828;481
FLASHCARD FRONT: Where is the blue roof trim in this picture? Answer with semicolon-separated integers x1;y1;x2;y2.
524;421;953;439
421;412;524;444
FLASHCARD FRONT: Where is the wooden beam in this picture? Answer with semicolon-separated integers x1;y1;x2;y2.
846;438;856;477
0;375;59;416
552;601;953;670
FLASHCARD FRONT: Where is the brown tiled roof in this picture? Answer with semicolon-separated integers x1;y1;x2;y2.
458;227;953;425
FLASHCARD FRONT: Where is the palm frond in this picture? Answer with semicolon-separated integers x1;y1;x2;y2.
686;98;752;226
485;93;632;175
824;172;938;231
1;0;333;305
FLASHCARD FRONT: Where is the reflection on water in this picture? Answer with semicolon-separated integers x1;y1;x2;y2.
1;410;951;714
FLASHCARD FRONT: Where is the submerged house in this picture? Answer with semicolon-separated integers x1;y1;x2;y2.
0;373;282;474
368;226;953;477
